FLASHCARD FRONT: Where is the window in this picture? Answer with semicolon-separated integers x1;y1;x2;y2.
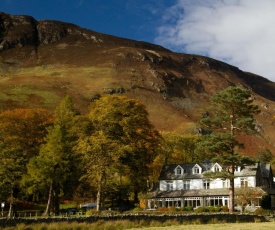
241;178;248;188
235;166;241;172
183;180;190;190
176;166;184;175
193;166;200;174
167;181;173;191
222;179;229;188
214;165;220;172
184;197;201;208
205;196;225;207
203;180;210;189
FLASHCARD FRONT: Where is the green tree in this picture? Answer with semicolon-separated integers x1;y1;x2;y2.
196;86;259;213
25;96;80;215
256;148;273;163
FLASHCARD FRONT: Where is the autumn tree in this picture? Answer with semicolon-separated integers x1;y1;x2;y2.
0;109;53;217
160;132;199;164
78;95;160;208
196;86;259;213
235;187;266;213
26;96;80;215
77;130;119;211
149;132;199;183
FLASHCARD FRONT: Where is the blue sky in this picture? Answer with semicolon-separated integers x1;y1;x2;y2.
1;0;174;43
2;0;275;82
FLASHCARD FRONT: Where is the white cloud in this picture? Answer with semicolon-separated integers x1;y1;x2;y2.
155;0;275;82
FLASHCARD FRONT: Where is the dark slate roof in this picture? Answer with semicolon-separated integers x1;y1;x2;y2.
159;162;271;180
260;163;271;178
159;162;217;180
234;164;258;177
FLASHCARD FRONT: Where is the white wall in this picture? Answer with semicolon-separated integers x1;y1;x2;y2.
234;176;256;188
160;176;256;191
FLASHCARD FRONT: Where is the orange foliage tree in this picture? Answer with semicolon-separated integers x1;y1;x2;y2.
0;108;53;217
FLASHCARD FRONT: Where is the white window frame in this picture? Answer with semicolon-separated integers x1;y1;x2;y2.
175;166;184;175
166;181;173;191
193;165;201;174
222;179;230;188
203;179;210;189
183;180;190;190
240;178;248;188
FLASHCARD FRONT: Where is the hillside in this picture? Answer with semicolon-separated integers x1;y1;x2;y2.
1;12;275;156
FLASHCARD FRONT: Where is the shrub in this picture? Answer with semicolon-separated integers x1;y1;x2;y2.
214;206;222;212
254;207;272;216
205;206;215;212
184;206;193;212
168;207;177;212
221;206;229;212
194;206;205;213
157;207;169;212
85;209;98;216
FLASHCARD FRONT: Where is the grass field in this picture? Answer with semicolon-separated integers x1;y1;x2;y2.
4;221;275;230
133;222;275;230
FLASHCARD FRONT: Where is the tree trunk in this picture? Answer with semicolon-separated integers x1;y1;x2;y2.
53;182;60;214
8;188;16;218
229;172;235;213
96;188;101;212
134;189;139;204
8;188;14;218
44;182;53;216
96;170;106;212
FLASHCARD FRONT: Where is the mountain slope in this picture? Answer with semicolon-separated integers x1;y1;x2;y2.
1;12;275;156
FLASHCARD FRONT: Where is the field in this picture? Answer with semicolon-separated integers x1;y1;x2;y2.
2;220;274;230
133;222;275;230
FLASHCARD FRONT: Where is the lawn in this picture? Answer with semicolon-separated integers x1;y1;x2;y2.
133;222;275;230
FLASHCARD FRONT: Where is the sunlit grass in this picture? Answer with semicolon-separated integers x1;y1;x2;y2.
0;85;60;106
4;221;275;230
0;65;115;78
133;222;275;230
0;65;117;109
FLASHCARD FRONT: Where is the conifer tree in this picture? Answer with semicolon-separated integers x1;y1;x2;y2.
26;96;80;215
196;86;259;213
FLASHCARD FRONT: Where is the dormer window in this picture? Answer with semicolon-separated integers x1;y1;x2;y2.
194;166;199;174
193;165;201;174
175;166;185;175
214;165;220;172
211;163;222;172
235;166;241;172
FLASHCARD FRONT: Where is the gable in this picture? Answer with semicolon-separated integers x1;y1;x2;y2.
174;165;185;175
192;164;202;174
211;163;222;172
